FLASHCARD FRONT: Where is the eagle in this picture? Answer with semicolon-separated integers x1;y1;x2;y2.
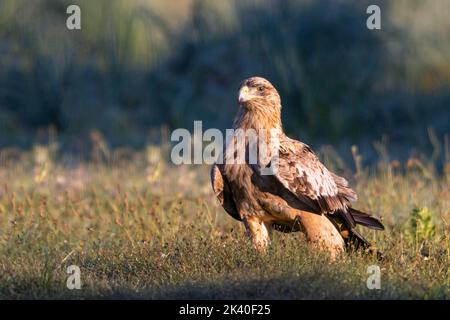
211;76;384;259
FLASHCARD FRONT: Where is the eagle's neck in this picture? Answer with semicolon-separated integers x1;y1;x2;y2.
227;106;282;168
232;106;282;133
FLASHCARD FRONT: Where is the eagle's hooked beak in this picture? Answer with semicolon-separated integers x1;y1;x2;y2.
238;85;252;105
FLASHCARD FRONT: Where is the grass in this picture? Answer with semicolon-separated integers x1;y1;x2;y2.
1;0;449;300
0;144;449;299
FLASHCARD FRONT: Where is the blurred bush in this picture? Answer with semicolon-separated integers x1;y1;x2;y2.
0;0;449;156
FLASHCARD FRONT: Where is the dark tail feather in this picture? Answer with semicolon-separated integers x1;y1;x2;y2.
347;228;384;261
330;208;385;259
350;208;384;231
347;228;371;248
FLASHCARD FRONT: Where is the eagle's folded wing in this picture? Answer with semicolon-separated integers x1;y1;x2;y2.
211;163;241;221
255;137;359;227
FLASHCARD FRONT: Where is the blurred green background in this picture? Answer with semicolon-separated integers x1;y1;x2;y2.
0;0;449;160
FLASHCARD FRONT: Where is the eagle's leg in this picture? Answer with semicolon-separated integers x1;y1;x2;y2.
259;199;344;260
299;212;345;261
243;216;271;251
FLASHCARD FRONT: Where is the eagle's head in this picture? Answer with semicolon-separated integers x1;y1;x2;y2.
235;77;282;130
238;77;281;111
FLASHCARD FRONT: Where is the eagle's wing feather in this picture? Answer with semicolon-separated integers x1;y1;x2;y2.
211;163;241;221
257;136;359;228
276;137;356;210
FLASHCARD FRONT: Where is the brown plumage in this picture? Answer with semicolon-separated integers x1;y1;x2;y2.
211;76;384;259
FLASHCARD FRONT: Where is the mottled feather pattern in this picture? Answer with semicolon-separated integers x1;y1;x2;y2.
275;135;352;214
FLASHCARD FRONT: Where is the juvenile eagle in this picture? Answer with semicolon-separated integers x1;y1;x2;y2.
211;77;384;259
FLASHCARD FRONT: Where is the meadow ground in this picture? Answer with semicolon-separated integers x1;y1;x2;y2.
0;144;449;299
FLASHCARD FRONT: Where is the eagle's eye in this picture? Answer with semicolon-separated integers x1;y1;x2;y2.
258;86;265;92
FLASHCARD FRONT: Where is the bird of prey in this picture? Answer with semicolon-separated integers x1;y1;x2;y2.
211;76;384;259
